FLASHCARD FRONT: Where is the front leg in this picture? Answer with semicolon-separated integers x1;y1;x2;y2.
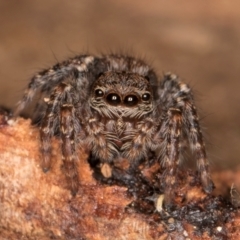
158;73;214;195
40;73;85;196
152;108;182;207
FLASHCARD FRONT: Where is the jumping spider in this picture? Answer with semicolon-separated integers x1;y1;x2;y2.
15;54;213;205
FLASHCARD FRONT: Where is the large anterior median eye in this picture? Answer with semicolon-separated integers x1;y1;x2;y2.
106;93;121;106
124;95;138;107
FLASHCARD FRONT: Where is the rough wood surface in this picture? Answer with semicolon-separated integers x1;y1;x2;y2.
0;114;240;240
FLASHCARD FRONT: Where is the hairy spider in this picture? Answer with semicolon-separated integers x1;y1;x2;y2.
15;54;213;205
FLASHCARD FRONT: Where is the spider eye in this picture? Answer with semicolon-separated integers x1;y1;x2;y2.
106;93;121;106
142;93;151;101
124;95;138;107
95;89;104;97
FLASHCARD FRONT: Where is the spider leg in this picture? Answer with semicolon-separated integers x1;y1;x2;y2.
14;55;95;116
40;71;85;195
183;96;213;193
15;66;74;116
158;73;214;194
40;87;62;172
160;108;182;205
60;103;79;195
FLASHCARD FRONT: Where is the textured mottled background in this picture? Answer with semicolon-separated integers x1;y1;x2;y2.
0;1;240;170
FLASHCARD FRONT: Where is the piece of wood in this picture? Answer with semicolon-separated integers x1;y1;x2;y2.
0;114;240;240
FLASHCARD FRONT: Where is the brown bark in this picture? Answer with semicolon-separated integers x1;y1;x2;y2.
0;114;240;240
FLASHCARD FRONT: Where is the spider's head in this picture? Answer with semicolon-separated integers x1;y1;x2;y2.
89;71;154;119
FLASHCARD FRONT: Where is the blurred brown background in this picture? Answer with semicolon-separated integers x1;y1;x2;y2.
0;0;240;170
